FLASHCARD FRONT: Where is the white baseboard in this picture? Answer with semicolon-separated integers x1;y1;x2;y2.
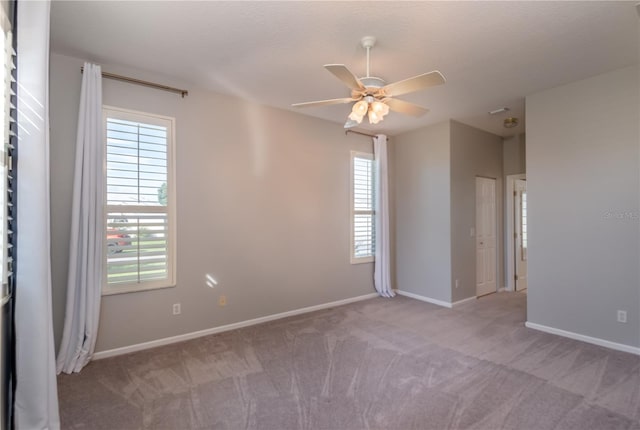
525;321;640;356
395;290;452;309
93;292;379;360
452;296;476;307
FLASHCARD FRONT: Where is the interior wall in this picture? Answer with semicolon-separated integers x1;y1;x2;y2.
393;121;452;303
49;53;377;352
527;65;640;347
503;133;526;176
386;142;397;288
502;133;526;291
450;120;504;302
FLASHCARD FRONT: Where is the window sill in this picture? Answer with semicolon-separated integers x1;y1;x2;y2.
351;257;374;265
102;281;175;296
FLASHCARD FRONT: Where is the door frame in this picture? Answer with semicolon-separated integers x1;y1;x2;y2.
505;174;526;291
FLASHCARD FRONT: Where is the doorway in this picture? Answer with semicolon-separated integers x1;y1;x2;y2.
506;174;527;291
514;179;527;291
476;177;497;297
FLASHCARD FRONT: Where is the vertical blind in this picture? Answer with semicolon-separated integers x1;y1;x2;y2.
352;155;375;259
105;114;171;287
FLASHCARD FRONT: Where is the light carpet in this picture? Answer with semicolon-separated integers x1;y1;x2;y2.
57;292;640;429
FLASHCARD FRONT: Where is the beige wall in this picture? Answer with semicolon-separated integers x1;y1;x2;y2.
527;65;639;347
50;53;377;352
450;121;504;302
393;121;452;302
387;142;397;288
393;120;504;304
503;133;526;176
502;133;526;291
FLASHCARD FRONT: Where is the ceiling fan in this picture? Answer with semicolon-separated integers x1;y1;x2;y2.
292;36;446;128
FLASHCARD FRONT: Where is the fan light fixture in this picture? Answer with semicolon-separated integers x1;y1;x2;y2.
349;97;390;125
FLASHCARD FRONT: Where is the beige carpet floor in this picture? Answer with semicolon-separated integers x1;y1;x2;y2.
57;292;640;430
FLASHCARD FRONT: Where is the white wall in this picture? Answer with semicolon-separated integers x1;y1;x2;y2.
50;53;376;352
393;121;452;303
527;65;640;348
450;121;504;302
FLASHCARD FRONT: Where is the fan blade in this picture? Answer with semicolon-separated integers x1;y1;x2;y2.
292;97;358;108
384;98;429;117
324;64;365;91
382;71;445;97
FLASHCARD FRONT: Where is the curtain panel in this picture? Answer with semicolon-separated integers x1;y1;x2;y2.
15;0;61;428
373;135;394;298
56;62;104;374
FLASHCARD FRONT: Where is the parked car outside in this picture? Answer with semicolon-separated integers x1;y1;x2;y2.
107;218;129;255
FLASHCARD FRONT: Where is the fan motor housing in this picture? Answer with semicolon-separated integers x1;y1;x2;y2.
352;76;386;99
360;76;385;88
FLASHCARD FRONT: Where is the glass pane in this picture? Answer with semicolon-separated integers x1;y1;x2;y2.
106;211;168;285
106;118;168;206
352;155;376;259
353;213;373;258
353;157;373;211
521;191;527;249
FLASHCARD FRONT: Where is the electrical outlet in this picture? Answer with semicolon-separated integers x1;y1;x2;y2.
172;303;181;315
455;279;459;289
219;295;227;307
617;310;627;323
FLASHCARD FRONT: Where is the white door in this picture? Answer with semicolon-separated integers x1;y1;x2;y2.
514;179;528;291
476;177;497;297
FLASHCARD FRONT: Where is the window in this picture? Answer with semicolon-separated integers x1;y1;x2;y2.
103;107;176;294
0;4;15;427
350;151;375;264
521;190;527;259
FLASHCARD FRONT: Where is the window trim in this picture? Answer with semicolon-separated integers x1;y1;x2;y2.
102;105;177;295
350;150;375;265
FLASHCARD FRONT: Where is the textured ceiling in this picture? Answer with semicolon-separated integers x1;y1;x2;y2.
50;1;639;137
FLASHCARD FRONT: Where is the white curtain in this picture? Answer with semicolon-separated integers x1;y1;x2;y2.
56;62;104;374
15;1;61;428
373;135;395;298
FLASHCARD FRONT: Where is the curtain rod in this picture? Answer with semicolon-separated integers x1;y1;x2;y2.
80;67;189;98
345;129;377;138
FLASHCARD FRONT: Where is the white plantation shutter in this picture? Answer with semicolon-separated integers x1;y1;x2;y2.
351;152;375;263
0;11;15;427
103;107;175;293
0;18;14;301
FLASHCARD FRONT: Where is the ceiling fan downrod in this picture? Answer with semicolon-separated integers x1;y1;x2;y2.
361;36;376;79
